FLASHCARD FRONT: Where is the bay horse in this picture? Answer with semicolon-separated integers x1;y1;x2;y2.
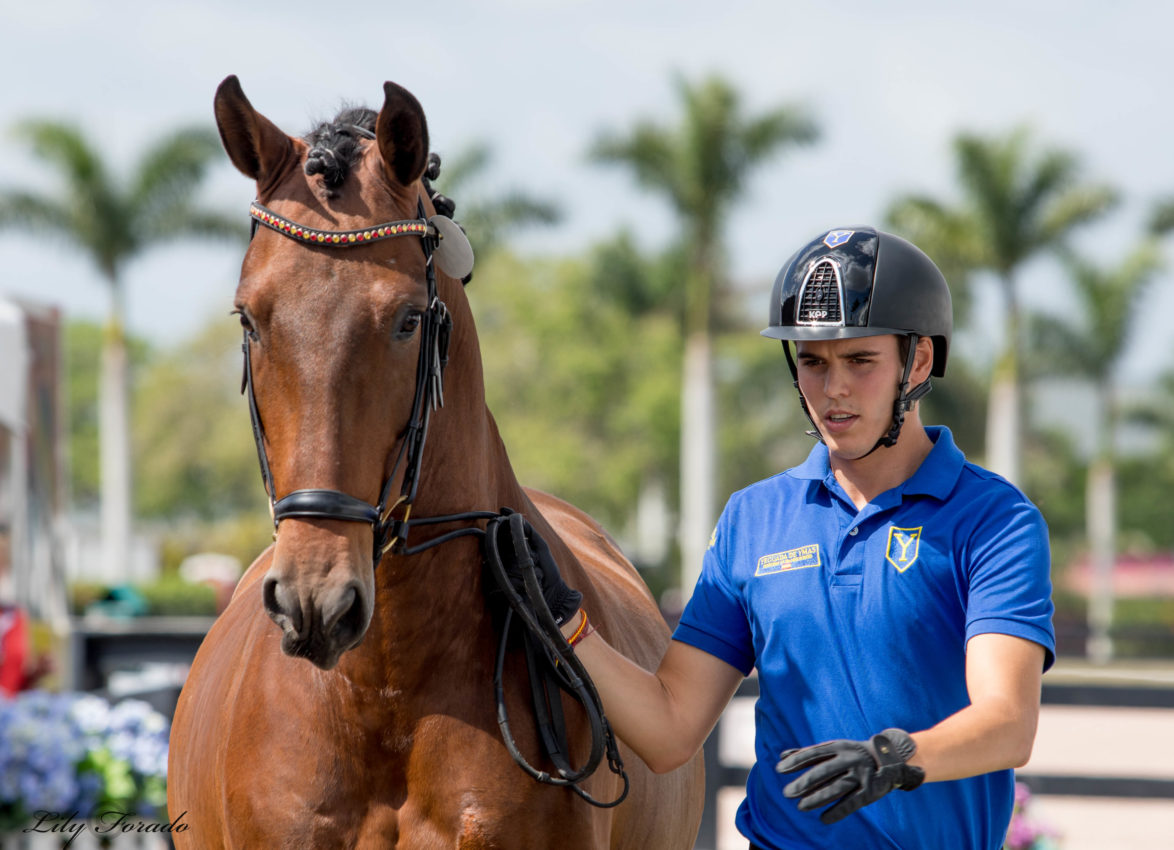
167;76;704;849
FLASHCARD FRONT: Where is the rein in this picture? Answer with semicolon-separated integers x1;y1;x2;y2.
240;189;628;807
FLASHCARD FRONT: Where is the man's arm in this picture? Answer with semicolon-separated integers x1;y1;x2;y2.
564;621;744;774
908;632;1045;781
775;632;1046;824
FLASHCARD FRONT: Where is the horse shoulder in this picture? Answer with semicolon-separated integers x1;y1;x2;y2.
523;488;669;668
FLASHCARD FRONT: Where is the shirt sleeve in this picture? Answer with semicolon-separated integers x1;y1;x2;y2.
673;508;756;676
964;491;1056;671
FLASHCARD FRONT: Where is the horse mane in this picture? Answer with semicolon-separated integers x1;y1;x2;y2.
301;105;456;220
303;105;377;189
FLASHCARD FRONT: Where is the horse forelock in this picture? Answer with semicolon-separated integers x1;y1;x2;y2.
303;105;378;190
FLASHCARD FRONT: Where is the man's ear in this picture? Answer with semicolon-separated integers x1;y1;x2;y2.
911;336;935;384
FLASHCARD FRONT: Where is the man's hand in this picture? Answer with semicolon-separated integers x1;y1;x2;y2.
493;511;582;625
775;728;925;824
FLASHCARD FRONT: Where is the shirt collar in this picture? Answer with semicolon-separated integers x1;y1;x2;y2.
902;426;965;500
788;425;964;501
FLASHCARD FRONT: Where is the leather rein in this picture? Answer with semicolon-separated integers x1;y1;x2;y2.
241;192;629;807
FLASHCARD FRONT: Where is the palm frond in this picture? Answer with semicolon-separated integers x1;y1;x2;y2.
140;207;249;244
132;127;226;214
1147;197;1174;235
11;120;111;201
0;190;74;235
1039;185;1119;244
432;142;492;194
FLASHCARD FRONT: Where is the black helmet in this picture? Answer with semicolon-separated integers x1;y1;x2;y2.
761;226;951;377
762;226;953;451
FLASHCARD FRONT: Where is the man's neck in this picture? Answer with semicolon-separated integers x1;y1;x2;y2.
829;421;935;510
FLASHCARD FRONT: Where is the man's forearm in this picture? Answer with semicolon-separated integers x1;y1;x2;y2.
561;620;742;774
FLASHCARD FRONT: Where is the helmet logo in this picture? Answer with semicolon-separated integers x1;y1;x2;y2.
796;259;845;326
822;230;853;248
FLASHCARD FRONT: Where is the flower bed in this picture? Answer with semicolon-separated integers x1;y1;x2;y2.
1005;782;1062;849
0;691;169;831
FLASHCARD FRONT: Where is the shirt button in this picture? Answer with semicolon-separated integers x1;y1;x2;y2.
848;527;859;536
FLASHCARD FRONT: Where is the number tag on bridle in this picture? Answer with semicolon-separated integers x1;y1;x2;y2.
429;215;475;281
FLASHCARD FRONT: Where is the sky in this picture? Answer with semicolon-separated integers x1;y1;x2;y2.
2;0;1172;391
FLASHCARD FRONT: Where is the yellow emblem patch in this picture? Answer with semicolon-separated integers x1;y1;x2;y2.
756;544;821;576
886;526;922;573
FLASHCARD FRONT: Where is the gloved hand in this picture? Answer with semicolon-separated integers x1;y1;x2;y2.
493;511;582;625
775;728;925;824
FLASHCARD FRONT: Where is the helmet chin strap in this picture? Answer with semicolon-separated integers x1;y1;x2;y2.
783;335;930;460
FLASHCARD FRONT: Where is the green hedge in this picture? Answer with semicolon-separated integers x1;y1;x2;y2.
69;577;219;618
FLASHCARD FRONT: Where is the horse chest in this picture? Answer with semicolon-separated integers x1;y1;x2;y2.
229;706;583;848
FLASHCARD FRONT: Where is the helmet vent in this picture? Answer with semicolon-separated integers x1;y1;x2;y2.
795;259;844;326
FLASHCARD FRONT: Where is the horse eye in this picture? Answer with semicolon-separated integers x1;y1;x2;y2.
397;311;423;338
233;309;259;341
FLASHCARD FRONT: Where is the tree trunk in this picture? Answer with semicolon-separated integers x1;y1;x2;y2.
985;348;1020;484
985;274;1022;484
679;331;714;597
1085;456;1116;664
99;280;133;582
1086;384;1117;665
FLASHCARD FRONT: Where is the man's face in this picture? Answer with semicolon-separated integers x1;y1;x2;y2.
794;335;904;461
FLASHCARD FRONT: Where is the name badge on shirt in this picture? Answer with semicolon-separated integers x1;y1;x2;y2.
886;526;923;573
756;544;821;576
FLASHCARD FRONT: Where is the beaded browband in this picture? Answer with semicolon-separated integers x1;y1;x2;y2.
249;201;434;246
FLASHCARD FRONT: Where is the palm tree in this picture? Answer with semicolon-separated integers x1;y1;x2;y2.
590;74;818;592
0;121;241;580
429;141;560;260
1029;241;1163;662
887;127;1117;484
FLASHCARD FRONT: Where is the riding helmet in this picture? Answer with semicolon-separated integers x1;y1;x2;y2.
761;226;952;377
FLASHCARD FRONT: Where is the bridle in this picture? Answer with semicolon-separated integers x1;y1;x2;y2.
243;198;456;566
241;186;629;808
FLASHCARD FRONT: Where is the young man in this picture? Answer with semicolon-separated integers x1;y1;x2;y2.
520;227;1055;849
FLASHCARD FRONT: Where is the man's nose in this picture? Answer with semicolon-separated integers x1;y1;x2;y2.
823;363;850;397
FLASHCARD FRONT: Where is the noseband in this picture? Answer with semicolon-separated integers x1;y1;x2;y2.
243;198;454;566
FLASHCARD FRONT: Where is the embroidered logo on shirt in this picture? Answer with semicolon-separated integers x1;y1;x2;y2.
756;544;821;576
886;526;923;573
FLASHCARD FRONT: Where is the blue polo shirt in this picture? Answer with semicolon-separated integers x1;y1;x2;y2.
674;426;1055;850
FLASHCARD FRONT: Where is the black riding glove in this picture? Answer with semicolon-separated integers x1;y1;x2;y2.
775;728;925;825
493;512;582;625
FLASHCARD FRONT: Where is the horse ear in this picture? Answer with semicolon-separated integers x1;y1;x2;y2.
376;82;429;187
213;75;295;185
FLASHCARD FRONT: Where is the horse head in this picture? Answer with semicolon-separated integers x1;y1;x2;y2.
214;76;473;670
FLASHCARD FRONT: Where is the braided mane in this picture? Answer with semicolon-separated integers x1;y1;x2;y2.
303;106;377;190
302;106;456;220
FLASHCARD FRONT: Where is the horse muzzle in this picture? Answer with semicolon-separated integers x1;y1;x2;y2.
262;521;376;669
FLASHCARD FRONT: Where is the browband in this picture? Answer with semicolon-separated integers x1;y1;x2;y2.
249;201;433;247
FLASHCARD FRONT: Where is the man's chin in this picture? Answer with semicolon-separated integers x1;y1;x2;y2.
824;432;883;463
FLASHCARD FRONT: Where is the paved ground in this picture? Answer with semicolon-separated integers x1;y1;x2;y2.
1018;660;1174;848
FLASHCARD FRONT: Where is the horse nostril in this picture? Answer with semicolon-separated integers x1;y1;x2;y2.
263;575;302;635
262;575;281;616
328;584;368;648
